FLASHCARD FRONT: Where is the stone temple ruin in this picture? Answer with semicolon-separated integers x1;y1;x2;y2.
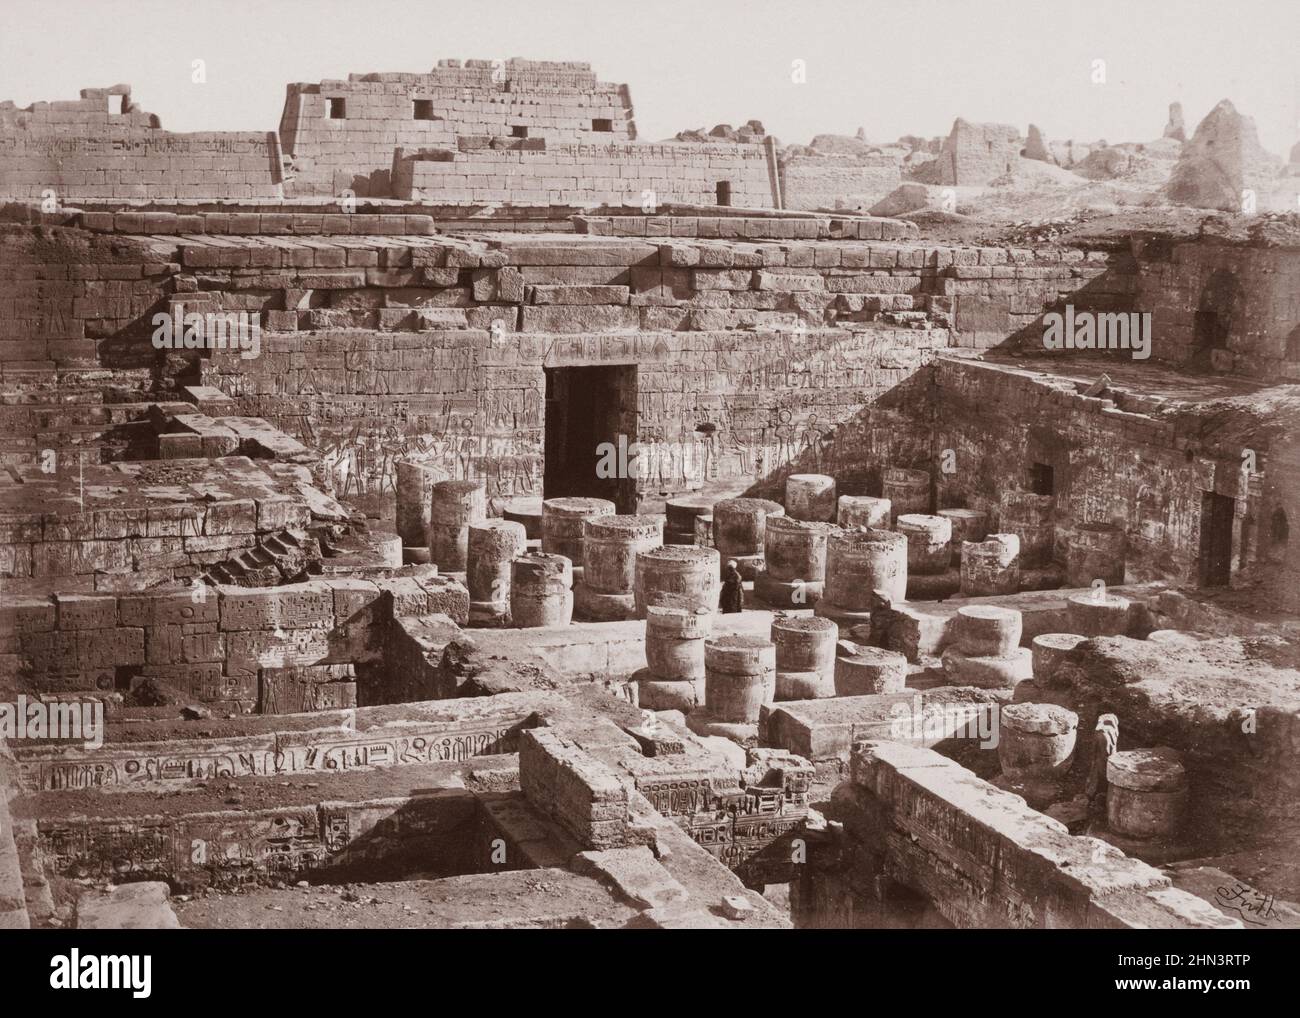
1;54;1299;933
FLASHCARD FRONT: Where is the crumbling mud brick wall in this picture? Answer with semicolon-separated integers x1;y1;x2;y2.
392;142;776;207
0;87;281;202
280;60;636;198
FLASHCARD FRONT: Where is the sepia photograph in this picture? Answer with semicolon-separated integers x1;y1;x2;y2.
0;0;1296;994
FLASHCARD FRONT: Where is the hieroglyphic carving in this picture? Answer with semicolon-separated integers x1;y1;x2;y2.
19;724;519;791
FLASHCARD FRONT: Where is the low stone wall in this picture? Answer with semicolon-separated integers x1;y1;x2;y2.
10;689;553;792
806;740;1238;928
24;763;498;887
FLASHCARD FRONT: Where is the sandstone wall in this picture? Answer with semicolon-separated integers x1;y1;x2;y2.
0;89;280;202
0;457;332;589
0;574;467;713
281;59;635;197
1133;237;1300;379
0;216;1143;515
392;142;775;207
804;740;1235;928
931;357;1260;585
779;153;902;211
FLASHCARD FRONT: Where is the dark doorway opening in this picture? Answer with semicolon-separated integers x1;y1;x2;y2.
1192;269;1238;368
1029;462;1055;496
1198;491;1235;587
544;364;638;512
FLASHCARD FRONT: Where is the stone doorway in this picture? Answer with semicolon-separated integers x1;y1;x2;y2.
1198;490;1235;587
543;364;639;513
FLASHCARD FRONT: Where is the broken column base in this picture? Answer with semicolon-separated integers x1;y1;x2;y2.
573;584;638;622
811;600;874;629
753;574;823;608
404;546;433;565
905;569;960;601
633;667;705;712
775;668;836;700
468;599;511;628
685;711;760;747
940;646;1033;688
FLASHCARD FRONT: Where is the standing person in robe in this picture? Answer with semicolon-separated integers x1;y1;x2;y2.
1086;713;1120;815
720;559;745;614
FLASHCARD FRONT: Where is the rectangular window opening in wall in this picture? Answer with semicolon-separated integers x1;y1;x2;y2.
413;99;434;121
592;118;613;132
511;125;528;138
1030;462;1055;496
327;98;346;120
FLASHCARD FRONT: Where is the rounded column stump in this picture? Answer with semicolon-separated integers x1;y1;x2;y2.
510;552;573;628
881;466;931;522
429;480;486;572
634;545;721;616
712;498;784;579
938;508;989;565
998;492;1055;568
704;635;777;723
833;644;908;696
998;703;1078;780
960;533;1020;596
575;514;664;621
755;516;836;608
466;518;527;627
639;597;713;711
1107;747;1187;840
1066;592;1131;636
953;605;1023;658
502;496;544;541
395;460;439;551
1030;633;1087;685
1067;522;1127;587
837;495;892;529
896;513;953;576
785;473;837;522
772;615;838;699
665;495;715;546
939;646;1033;688
541;497;615;570
819;528;908;614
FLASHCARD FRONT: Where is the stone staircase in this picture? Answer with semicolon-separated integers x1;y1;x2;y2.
202;528;322;586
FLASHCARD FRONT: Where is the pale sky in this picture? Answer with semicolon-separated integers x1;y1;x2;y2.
1;0;1296;155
